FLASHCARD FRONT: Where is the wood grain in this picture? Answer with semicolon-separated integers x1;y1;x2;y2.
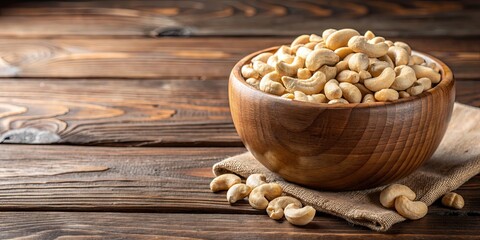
0;0;478;37
0;145;477;229
0;38;477;79
0;212;479;239
0;79;478;147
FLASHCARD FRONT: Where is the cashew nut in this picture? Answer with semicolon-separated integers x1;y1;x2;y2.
379;184;416;208
246;78;260;89
266;196;302;220
253;60;275;76
406;81;424;96
378;54;395;68
354;82;372;95
296;46;312;59
426;62;441;73
294;91;327;104
362;93;376;103
241;64;259;79
374;89;399;102
393;41;411;55
322;28;337;40
384;40;394;47
314;41;327;50
324;79;342;100
339;82;362;103
326;28;360;50
309;34;323;42
335;60;349;72
348;53;369;72
248;183;283;210
328;98;349;104
227;183;252;204
275;46;293;62
416;77;432;91
252;52;273;63
284;204;316;226
246;173;267;189
297;68;312;79
337;70;360;83
260;72;285;95
318;65;337;80
368;60;390;77
348;36;388;58
399;91;410;98
334;47;354;59
210;174;242;192
368;36;385;44
291;34;310;48
395;195;428;220
364;67;395;92
364;30;375;40
409;55;425;65
358;70;372;82
411;65;441;84
305;48;339;71
441;192;464;210
282;71;326;94
391;65;416;90
387;46;409;66
281;93;294;100
276;56;304;77
304;42;317;50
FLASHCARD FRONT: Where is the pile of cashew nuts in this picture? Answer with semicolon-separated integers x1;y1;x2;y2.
210;173;316;226
241;28;442;104
380;184;465;220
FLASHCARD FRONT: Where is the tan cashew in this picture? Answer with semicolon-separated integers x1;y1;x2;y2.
227;183;252;204
252;52;273;63
322;28;337;40
374;89;399;102
409;55;425;65
296;46;313;59
362;94;375;103
248;183;283;210
394;41;412;55
379;184;416;208
334;47;354;59
364;67;395;92
399;91;410;98
318;65;337;80
253;60;275;76
395;195;428;220
324;79;342;100
291;34;310;48
441;192;464;210
284;204;316;226
411;65;441;83
364;30;375;40
246;78;260;89
246;173;267;189
305;49;339;71
210;174;241;192
294;91;328;104
328;98;349;104
406;81;424;96
260;72;285;95
354;82;372;96
416;77;432;90
348;53;369;72
325;28;360;50
282;71;327;94
391;65;417;90
314;41;327;50
368;36;385;44
368;60;390;77
276;56;305;77
358;70;372;82
309;33;323;42
426;62;441;73
379;54;395;68
339;82;362;103
384;40;394;47
281;93;294;100
335;60;349;72
241;64;259;79
387;46;409;66
267;196;302;220
297;68;312;79
347;36;388;58
337;70;360;83
275;46;293;61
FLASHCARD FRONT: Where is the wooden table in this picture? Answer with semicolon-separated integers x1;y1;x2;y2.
0;1;479;239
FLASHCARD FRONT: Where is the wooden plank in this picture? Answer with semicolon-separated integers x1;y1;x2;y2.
0;212;479;239
0;0;478;37
0;79;478;146
0;145;478;215
0;38;477;79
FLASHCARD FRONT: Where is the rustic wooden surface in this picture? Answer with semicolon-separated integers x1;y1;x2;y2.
0;0;479;239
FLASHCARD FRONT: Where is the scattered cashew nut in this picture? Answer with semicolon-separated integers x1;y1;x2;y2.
284;204;316;226
249;183;283;210
395;195;428;220
246;173;267;189
227;183;252;204
380;184;416;208
266;196;302;220
441;192;464;210
210;174;242;192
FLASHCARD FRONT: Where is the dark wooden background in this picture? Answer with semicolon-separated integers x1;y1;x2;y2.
0;0;479;239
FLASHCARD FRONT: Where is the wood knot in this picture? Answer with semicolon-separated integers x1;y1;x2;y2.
0;128;60;144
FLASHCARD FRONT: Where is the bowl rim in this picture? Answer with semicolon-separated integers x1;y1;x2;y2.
231;46;454;109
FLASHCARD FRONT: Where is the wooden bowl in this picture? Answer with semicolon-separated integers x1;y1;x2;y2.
229;47;455;191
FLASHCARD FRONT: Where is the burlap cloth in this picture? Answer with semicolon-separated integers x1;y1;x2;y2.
213;103;480;231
